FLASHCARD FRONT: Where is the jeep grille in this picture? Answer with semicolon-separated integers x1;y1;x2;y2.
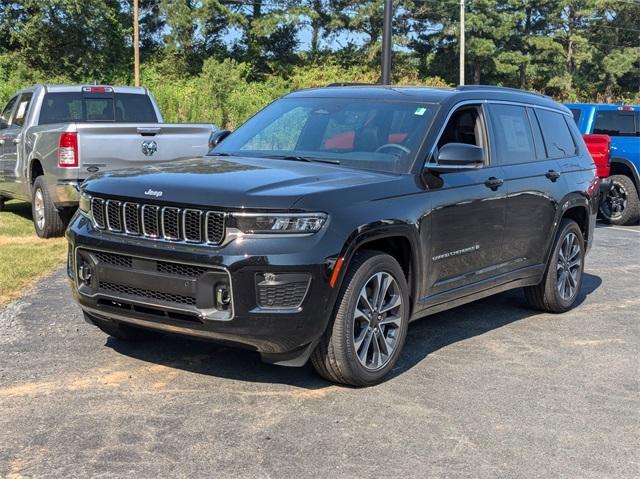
90;198;226;245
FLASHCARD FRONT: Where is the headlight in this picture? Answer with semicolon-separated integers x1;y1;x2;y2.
231;212;327;235
78;190;91;215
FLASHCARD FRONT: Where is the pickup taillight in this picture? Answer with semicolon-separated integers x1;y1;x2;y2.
583;134;611;179
58;132;78;167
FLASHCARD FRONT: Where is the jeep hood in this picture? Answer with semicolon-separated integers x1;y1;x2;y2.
82;155;401;209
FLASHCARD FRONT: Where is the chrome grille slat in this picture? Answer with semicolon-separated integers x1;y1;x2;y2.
105;200;123;232
206;212;226;244
161;207;181;241
91;198;106;229
183;209;203;242
90;198;225;245
123;202;141;235
142;205;160;238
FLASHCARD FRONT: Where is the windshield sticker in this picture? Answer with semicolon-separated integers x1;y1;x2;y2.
414;107;427;116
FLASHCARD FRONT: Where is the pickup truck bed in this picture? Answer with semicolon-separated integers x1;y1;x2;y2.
0;84;216;237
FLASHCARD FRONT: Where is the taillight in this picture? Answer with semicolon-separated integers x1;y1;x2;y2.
58;132;78;167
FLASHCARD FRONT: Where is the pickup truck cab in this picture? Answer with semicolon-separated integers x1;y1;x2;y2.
566;103;640;225
0;84;216;237
68;85;600;386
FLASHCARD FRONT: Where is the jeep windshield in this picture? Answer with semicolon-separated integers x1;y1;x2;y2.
212;97;438;174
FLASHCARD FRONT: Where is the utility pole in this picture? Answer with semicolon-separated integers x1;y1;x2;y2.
459;0;465;85
133;0;140;87
381;0;393;85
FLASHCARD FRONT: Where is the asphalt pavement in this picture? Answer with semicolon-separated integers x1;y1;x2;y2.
1;224;638;478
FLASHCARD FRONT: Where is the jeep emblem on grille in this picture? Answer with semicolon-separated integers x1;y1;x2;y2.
144;189;163;197
141;140;157;157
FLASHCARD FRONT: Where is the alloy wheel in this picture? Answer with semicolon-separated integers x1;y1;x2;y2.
34;189;46;230
601;180;627;220
556;231;581;301
353;271;403;371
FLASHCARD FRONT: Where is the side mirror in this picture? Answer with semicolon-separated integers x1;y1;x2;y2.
427;143;484;172
208;129;231;149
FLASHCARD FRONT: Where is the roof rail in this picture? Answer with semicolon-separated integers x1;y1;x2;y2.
325;82;378;87
457;84;551;99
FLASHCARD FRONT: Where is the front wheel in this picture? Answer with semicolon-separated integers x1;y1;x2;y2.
311;251;410;386
524;219;584;313
599;174;640;226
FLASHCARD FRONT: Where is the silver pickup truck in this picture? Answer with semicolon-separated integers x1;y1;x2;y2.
0;84;216;237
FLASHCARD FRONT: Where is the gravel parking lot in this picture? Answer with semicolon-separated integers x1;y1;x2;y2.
1;224;638;478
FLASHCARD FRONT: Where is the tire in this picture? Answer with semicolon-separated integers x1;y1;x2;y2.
311;251;410;387
524;219;585;313
84;312;146;341
31;176;67;238
599;174;640;226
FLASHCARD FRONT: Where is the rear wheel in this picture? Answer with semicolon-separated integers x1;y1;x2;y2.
524;219;584;313
311;251;410;386
31;176;67;238
599;174;640;226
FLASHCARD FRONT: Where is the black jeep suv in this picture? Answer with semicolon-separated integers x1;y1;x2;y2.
67;85;600;386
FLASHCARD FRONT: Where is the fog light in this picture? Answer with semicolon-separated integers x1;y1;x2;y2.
78;262;93;285
215;284;231;311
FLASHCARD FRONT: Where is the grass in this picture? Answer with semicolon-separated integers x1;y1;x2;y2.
0;200;67;304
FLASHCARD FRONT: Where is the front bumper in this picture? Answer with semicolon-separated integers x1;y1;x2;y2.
66;214;337;365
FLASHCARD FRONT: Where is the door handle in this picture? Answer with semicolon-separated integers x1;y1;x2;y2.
545;170;561;182
484;177;504;191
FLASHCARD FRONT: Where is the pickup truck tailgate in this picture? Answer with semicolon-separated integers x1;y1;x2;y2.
76;123;214;173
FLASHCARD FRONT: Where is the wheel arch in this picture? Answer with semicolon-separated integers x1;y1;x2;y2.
545;194;591;265
29;158;44;187
610;158;640;192
332;223;422;315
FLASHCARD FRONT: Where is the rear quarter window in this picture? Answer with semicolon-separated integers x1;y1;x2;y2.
535;109;578;158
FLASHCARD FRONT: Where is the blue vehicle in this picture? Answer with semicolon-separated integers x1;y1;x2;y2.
566;103;640;225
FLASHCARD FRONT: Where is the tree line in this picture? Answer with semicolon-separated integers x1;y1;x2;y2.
0;0;638;127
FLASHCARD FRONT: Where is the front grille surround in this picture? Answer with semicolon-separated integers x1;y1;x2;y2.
90;197;226;245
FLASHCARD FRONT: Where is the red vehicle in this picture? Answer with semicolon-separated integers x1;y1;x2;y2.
583;134;611;178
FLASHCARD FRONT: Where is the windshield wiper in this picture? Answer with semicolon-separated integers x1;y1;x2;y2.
267;155;341;165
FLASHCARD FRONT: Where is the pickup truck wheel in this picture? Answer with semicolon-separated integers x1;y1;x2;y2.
311;251;409;387
599;174;640;226
84;312;147;341
31;176;67;238
524;219;584;313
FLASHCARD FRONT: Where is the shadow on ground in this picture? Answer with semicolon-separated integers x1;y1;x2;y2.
3;200;32;220
108;273;602;390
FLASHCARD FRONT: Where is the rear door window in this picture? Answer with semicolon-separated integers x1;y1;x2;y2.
593;110;636;137
569;108;582;125
0;95;18;129
39;92;158;124
488;104;536;165
12;93;34;127
535;109;577;158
